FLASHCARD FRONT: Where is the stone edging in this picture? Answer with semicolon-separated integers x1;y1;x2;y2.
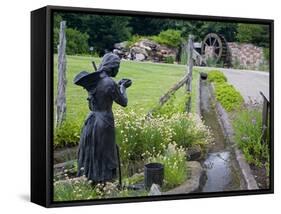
210;83;259;190
163;161;205;195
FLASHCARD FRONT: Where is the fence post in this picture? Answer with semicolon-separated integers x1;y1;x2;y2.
56;21;67;127
260;91;270;144
186;35;194;112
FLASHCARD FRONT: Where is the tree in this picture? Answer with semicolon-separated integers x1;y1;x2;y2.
53;28;89;55
180;21;237;42
129;17;176;36
236;23;269;47
59;13;132;54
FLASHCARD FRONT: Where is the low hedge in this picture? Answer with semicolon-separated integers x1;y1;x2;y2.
208;70;227;83
215;82;243;112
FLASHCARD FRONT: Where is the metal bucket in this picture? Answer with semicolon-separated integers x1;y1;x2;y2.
144;162;164;189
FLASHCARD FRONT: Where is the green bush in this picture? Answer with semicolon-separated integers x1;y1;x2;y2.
126;35;146;48
54;121;81;148
151;29;182;48
53;27;89;55
115;108;212;166
149;143;187;189
263;47;270;62
208;70;227;83
163;56;175;64
233;108;269;174
170;113;212;149
214;82;243;112
236;23;269;48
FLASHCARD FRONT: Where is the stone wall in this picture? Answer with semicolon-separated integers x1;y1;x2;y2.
227;43;266;70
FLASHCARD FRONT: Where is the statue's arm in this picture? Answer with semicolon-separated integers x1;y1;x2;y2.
110;82;128;107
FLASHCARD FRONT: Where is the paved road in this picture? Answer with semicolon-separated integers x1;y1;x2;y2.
198;67;270;103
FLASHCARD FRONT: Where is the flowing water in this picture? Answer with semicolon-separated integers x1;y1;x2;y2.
200;79;241;192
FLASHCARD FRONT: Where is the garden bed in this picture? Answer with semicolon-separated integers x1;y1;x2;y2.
54;160;205;200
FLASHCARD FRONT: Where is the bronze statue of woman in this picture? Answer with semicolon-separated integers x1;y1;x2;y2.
74;53;132;184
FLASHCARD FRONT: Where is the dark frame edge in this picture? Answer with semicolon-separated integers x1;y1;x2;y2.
31;6;49;207
269;20;274;193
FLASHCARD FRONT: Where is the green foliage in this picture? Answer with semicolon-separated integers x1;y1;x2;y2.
163;56;175;64
153;92;188;118
53;28;89;55
214;82;243;112
170;113;211;149
115;109;212;165
205;57;224;68
54;121;81;148
151;29;182;48
129;17;176;36
180;21;238;42
179;44;188;65
149;144;187;189
233;108;269;173
54;179;147;201
236;24;270;47
54;179;98;201
126;35;146;48
263;47;270;62
208;70;227;83
57;13;132;54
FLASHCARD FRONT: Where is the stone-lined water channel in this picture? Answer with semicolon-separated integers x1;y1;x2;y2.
200;79;241;192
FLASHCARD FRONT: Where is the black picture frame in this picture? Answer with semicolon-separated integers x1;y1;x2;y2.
31;5;274;208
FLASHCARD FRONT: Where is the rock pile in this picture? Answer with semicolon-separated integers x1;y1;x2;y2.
113;39;178;63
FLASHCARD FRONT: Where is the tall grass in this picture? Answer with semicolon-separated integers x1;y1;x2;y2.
233;108;269;174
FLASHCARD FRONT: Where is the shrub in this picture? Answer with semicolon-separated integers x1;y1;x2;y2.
170;113;212;149
214;82;243;111
115;108;212;165
54;121;81;148
151;29;182;48
233;108;269;174
53;27;89;55
149;143;187;189
115;109;172;163
163;56;175;64
205;58;224;68
208;70;227;83
263;47;270;62
236;23;269;47
126;35;146;48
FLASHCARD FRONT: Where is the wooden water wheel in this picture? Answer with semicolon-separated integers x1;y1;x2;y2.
201;33;230;65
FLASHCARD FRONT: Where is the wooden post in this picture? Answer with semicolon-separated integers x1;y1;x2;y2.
56;21;67;127
260;91;270;144
186;35;194;112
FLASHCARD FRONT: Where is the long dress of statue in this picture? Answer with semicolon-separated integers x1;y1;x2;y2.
74;53;131;183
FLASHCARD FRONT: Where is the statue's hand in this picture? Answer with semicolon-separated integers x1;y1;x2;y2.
119;78;132;88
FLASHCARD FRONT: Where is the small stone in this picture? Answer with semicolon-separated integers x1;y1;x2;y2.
148;183;162;196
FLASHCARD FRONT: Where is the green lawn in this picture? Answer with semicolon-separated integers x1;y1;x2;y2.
54;55;195;125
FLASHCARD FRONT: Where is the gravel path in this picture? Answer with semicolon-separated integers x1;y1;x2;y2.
198;67;270;103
